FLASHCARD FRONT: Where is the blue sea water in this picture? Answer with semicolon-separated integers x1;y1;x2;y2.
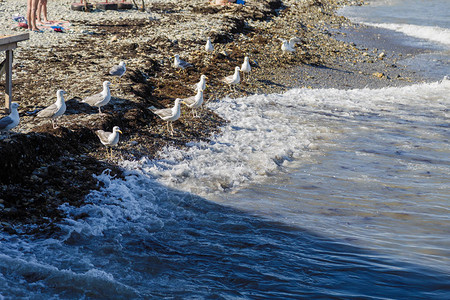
1;1;450;299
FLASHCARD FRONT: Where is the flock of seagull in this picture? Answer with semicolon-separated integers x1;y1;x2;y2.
0;37;301;158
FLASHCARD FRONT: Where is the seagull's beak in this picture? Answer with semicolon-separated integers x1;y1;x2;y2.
118;130;123;134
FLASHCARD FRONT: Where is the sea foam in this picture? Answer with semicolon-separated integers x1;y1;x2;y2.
365;22;450;46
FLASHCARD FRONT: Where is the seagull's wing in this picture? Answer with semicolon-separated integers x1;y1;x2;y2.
109;65;125;76
37;103;58;118
95;130;112;144
83;92;104;106
180;59;193;69
289;37;302;48
183;96;196;106
150;107;173;120
222;74;235;84
0;116;13;130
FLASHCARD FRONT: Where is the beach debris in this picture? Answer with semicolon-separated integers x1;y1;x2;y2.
0;102;20;138
373;72;385;78
82;81;112;114
70;1;93;12
222;66;240;90
240;56;251;80
194;74;207;91
109;61;126;82
37;89;67;129
182;89;204;117
95;1;119;11
280;37;302;53
205;37;214;53
148;98;182;136
96;126;122;158
173;54;193;70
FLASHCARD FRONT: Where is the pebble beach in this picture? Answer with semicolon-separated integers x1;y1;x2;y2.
0;0;428;231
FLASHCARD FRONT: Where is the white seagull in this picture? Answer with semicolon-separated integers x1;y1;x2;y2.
37;89;67;129
173;54;193;70
222;66;240;90
240;56;251;80
96;126;122;159
205;37;214;53
109;61;126;82
149;98;182;136
182;89;204;117
82;81;112;114
194;74;207;91
280;37;302;53
0;102;20;137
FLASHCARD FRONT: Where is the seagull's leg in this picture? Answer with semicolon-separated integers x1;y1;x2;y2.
98;107;102;114
166;121;170;134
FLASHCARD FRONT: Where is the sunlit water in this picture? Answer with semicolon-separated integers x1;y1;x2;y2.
1;1;450;299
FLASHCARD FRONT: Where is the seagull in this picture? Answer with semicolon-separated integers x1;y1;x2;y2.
82;81;111;114
109;61;126;82
194;74;207;91
280;37;302;53
173;54;193;70
182;89;203;117
149;98;182;136
240;56;251;81
205;37;214;53
0;102;20;138
222;66;240;90
37;89;67;129
95;126;122;159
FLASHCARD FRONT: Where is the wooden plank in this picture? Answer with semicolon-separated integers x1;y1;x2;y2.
0;33;29;46
5;50;13;112
0;42;17;52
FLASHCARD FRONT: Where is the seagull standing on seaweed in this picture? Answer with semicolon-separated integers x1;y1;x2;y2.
0;102;20;138
82;81;112;114
37;89;67;129
205;37;214;53
222;66;241;91
194;74;207;92
96;126;123;159
173;54;193;70
182;89;204;117
240;56;251;81
280;37;302;54
149;98;182;136
109;61;126;83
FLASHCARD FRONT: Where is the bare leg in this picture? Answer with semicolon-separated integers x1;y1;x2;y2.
41;0;48;23
27;0;39;31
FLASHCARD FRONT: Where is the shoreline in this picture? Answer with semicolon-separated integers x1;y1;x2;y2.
0;0;434;234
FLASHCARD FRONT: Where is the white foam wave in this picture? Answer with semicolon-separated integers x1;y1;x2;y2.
365;22;450;46
121;78;450;197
